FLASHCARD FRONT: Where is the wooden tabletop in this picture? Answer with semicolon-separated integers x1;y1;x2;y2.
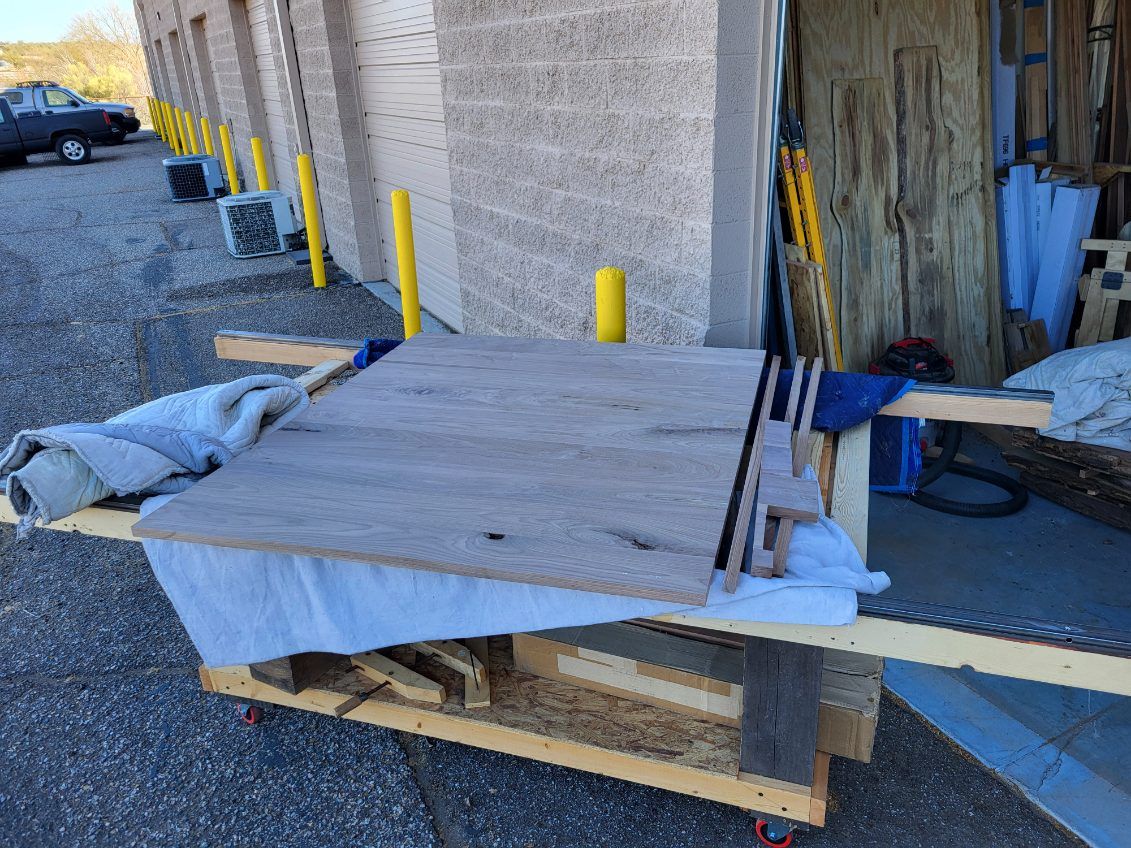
133;335;766;604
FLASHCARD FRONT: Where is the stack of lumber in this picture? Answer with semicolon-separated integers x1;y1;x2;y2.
513;622;882;763
1004;429;1131;530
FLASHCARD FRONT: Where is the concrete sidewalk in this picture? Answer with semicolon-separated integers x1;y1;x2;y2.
0;135;1081;847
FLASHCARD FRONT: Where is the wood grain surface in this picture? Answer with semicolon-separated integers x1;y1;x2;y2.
134;335;765;604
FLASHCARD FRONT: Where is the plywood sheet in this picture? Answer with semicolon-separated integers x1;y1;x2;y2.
797;0;1004;384
134;335;765;604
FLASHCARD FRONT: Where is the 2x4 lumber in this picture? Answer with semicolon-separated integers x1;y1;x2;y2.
413;640;487;685
351;650;447;704
464;637;492;708
739;636;824;787
214;330;362;366
295;359;350;393
204;664;362;717
725;357;781;592
877;384;1052;428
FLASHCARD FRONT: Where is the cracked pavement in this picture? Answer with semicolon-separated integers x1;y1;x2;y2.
0;136;1083;846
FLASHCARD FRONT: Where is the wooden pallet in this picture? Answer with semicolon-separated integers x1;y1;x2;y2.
1075;239;1131;347
200;636;831;825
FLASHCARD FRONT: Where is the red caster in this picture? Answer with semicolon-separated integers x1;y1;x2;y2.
237;703;264;725
755;819;794;847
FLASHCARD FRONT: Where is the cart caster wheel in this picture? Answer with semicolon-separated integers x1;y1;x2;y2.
237;703;264;725
755;819;794;847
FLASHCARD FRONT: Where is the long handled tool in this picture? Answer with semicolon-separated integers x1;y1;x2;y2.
784;110;845;371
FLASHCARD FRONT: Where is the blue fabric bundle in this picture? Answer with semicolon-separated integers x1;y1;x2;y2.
771;369;921;494
352;338;403;369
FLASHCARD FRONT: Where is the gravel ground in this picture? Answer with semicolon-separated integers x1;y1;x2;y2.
0;136;1081;847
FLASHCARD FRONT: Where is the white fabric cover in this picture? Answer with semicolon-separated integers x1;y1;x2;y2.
1004;337;1131;451
141;481;891;668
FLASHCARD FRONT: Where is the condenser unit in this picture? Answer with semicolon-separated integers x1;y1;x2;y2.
162;154;225;202
216;190;297;258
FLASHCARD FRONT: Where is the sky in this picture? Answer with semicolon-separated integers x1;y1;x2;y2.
2;0;134;42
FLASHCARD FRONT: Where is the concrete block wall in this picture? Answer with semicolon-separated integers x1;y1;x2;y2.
133;0;378;284
433;0;760;345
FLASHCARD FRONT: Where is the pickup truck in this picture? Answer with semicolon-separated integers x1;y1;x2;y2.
1;81;140;144
0;96;117;165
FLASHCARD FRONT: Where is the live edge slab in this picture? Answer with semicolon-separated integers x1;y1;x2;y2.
133;335;767;605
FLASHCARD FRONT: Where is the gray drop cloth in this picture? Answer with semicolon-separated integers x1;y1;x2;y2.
0;375;309;536
1004;337;1131;451
141;470;891;668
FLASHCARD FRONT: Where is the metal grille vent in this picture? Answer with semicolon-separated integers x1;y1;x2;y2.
166;163;209;200
225;200;281;256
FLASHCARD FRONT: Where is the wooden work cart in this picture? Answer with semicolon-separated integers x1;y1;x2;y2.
7;330;1128;846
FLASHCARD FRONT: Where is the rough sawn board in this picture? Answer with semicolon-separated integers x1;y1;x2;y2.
133;335;766;604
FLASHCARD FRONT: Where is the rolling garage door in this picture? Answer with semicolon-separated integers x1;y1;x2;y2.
348;0;462;329
246;0;298;201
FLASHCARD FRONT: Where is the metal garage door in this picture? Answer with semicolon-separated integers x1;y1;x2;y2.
246;0;298;201
348;0;462;330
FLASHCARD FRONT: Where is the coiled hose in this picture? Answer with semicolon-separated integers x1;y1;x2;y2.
910;421;1029;517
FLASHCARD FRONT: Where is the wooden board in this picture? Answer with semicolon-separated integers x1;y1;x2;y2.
513;625;882;762
1053;0;1092;165
134;335;765;605
830;77;901;367
201;638;829;823
797;0;1004;385
786;259;826;360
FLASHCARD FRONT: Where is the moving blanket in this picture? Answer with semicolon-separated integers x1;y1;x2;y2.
1004;337;1131;451
0;375;309;536
141;470;891;668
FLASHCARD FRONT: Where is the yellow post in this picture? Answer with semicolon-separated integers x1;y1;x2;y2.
172;107;185;155
218;123;240;195
200;116;215;156
185;111;200;154
166;104;178;151
297;154;327;289
250;137;271;191
181;110;195;154
149;98;161;140
595;266;627;343
391;189;422;338
162;103;173;148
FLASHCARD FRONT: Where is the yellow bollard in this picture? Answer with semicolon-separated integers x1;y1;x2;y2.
185;111;200;154
297;154;327;289
166;103;178;151
181;110;195;154
162;103;173;148
595;267;627;343
173;107;185;155
218;123;240;195
391;190;423;339
200;116;215;156
250;137;270;191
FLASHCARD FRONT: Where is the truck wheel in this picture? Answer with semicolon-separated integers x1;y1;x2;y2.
55;134;92;165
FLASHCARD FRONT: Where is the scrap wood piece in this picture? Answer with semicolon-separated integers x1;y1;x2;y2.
351;650;447;704
248;652;341;696
775;359;825;577
724;356;782;593
296;359;351;393
464;637;492;709
413;640;487;685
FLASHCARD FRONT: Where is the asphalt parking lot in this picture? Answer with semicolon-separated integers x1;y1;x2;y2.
0;134;1082;847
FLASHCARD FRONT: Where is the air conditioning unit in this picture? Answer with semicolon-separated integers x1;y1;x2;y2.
217;190;297;258
162;154;225;202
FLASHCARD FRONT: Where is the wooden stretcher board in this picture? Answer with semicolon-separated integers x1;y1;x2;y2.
200;638;831;824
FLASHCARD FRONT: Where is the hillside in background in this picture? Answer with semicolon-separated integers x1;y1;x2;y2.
0;5;151;123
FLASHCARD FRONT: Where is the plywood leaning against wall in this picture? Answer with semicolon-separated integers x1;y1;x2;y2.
797;0;1005;385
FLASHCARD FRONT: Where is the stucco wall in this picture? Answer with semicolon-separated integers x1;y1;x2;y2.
433;0;760;345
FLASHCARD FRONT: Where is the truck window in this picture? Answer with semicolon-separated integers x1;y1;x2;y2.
4;91;23;105
43;90;74;108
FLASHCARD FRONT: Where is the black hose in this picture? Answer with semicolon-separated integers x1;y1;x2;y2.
909;421;1029;517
